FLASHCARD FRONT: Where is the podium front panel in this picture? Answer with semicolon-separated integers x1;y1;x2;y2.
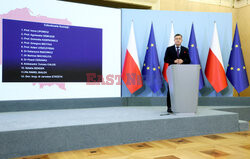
167;64;200;113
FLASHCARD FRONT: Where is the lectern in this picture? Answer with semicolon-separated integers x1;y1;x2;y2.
167;64;200;114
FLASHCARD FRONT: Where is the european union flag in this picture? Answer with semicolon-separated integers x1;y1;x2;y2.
226;24;249;93
188;24;205;90
142;24;163;93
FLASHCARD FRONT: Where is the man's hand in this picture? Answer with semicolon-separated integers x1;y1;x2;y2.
174;59;184;64
178;59;183;64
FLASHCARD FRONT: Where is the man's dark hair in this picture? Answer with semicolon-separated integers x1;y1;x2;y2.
174;34;182;38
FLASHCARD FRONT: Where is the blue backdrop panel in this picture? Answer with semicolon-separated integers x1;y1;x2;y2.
121;9;232;97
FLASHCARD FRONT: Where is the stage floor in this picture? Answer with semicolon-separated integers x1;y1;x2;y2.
0;106;249;158
0;106;242;132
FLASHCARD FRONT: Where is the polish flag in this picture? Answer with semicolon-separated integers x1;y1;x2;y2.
122;22;143;94
205;23;228;93
162;22;175;82
168;22;175;46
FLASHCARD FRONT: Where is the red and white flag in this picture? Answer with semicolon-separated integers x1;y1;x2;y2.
162;22;175;82
205;23;228;93
121;22;143;94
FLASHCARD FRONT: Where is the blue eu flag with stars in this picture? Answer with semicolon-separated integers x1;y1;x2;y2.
226;24;249;93
142;24;163;93
188;24;205;90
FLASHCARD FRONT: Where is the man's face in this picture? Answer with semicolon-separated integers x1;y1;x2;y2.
174;35;182;46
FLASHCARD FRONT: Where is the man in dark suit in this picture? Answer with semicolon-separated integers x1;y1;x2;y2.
164;34;191;113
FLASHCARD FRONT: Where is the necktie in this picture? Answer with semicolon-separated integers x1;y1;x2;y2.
177;47;180;57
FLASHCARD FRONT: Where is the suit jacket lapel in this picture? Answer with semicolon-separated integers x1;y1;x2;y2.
179;46;184;56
